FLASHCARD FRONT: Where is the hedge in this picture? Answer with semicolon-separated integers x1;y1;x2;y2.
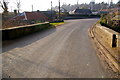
68;14;101;17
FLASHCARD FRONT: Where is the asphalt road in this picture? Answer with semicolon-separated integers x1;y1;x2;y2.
2;19;109;78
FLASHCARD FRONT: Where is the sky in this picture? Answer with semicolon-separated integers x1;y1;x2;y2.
0;0;119;12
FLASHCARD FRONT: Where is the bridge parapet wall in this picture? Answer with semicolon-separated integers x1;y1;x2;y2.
93;24;120;72
94;24;120;50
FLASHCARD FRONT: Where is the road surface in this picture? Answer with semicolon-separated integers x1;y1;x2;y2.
2;19;109;78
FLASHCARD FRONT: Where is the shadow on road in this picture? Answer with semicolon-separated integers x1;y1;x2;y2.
2;27;56;53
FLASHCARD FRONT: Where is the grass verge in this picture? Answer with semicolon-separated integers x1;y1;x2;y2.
50;22;65;26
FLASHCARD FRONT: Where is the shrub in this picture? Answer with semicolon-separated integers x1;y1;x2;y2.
100;13;120;33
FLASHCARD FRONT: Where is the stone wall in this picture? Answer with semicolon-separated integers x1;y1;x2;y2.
1;22;52;40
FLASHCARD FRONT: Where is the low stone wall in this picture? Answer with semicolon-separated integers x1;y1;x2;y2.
92;24;120;73
1;22;52;40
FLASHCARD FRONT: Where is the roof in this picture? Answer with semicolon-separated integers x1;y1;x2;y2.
118;1;120;4
11;12;49;21
98;9;110;14
12;13;26;20
73;9;92;14
25;12;48;20
100;9;109;12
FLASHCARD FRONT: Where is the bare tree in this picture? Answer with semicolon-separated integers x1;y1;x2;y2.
16;0;21;13
0;0;9;15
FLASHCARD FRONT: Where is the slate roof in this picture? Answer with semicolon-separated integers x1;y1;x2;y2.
118;1;120;4
73;9;92;14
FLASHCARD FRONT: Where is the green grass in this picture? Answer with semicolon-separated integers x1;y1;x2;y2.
50;22;64;26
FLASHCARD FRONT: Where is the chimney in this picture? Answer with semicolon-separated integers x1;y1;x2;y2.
37;10;40;12
14;10;17;16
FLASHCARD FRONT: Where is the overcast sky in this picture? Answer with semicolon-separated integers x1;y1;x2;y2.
0;0;119;12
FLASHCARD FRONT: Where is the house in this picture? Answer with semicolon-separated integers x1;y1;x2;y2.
69;8;92;15
3;11;49;28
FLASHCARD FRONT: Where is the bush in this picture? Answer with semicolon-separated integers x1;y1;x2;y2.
50;19;64;23
100;13;120;33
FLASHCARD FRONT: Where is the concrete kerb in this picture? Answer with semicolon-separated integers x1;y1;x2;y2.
88;24;120;75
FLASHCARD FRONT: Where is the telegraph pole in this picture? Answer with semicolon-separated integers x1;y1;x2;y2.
108;0;109;8
32;5;33;12
77;0;79;8
10;6;12;12
51;1;53;21
58;0;60;21
109;0;113;9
